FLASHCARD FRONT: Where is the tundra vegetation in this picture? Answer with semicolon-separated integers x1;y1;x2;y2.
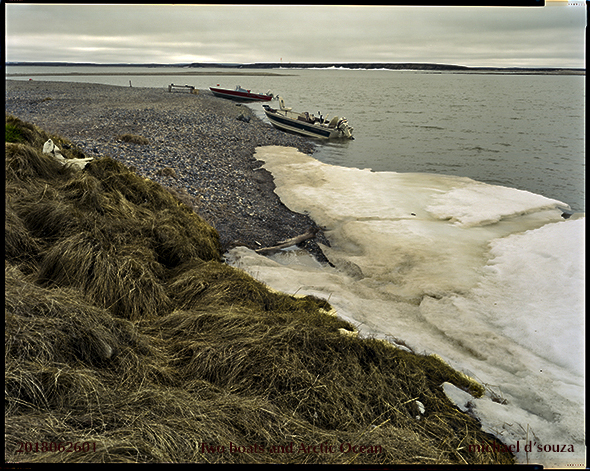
5;114;514;464
116;133;150;146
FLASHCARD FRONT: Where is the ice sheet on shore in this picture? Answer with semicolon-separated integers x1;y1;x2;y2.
226;146;585;468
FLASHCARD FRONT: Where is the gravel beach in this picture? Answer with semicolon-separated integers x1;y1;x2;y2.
5;80;330;261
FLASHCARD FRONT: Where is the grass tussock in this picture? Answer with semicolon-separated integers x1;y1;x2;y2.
5;115;514;464
117;133;150;145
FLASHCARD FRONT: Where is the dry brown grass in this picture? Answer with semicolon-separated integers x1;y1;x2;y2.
117;133;149;145
5;114;514;464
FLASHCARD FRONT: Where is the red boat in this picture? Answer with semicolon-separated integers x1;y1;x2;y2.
209;85;274;102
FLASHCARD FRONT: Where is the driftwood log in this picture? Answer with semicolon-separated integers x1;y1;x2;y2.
255;227;319;255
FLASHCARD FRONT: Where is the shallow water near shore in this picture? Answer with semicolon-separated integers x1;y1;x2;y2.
6;66;585;212
226;146;585;468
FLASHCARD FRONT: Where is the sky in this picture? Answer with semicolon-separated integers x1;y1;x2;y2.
4;3;587;68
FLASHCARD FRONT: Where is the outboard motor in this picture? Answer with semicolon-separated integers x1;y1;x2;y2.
337;119;354;139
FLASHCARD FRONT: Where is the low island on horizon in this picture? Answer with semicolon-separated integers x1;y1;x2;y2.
6;61;585;75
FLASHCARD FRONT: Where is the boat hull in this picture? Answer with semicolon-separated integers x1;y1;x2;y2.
263;108;353;140
210;87;273;102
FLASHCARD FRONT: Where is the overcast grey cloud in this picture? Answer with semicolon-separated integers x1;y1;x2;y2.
4;3;586;67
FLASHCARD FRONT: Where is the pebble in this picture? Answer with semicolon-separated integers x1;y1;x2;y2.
5;80;330;261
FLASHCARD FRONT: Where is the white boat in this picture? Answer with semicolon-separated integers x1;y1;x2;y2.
262;97;354;140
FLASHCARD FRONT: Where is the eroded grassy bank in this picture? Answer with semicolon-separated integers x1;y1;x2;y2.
5;114;514;465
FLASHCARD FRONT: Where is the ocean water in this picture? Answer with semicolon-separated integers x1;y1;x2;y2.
6;65;585;212
6;66;586;466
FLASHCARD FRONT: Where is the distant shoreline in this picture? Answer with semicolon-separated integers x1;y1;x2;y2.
6;71;292;77
6;62;585;76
